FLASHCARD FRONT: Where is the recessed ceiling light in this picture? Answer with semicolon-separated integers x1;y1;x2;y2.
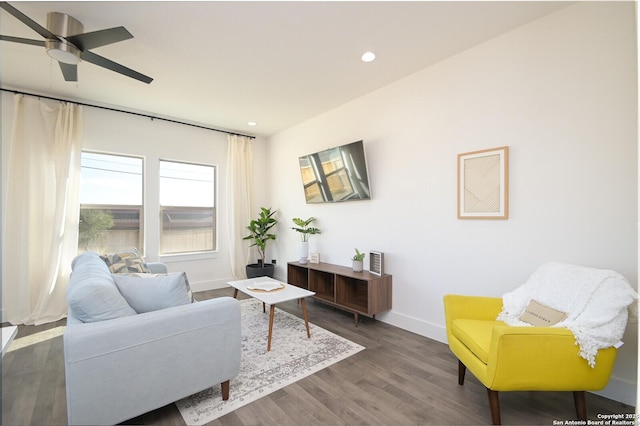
248;121;257;126
361;51;376;63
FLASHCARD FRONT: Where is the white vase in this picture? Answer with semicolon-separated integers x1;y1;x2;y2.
299;241;309;264
352;260;363;272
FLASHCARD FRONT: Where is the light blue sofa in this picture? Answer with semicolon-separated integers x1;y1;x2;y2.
64;252;241;425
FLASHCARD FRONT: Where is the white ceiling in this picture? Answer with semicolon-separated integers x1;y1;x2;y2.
0;1;571;137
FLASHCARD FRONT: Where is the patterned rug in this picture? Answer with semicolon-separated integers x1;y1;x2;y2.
175;298;365;425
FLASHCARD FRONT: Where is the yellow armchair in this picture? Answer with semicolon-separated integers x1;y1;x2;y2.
444;294;618;425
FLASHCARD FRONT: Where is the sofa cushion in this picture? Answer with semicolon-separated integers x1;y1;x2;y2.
451;319;495;364
68;254;137;322
101;249;151;274
113;272;193;314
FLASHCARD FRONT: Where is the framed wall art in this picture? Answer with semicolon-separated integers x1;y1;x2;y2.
369;251;384;275
458;146;509;219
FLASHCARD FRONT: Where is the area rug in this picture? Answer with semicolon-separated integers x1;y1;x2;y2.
175;298;365;425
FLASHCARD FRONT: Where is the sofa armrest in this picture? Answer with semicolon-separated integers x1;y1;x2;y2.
146;261;167;274
486;324;617;391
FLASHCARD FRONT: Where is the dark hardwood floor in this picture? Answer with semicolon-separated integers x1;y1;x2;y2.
2;287;635;425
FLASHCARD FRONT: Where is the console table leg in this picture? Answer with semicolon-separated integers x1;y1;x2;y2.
301;298;311;338
354;312;359;327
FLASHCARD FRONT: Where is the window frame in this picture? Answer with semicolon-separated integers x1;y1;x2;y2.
78;150;145;255
158;158;217;256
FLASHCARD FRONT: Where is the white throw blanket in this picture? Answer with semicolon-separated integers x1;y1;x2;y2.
497;263;638;367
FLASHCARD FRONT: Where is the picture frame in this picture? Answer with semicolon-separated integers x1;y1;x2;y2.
310;252;320;264
458;146;509;220
369;251;384;275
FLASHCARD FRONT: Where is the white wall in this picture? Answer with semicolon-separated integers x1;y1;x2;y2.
1;94;269;294
268;2;638;405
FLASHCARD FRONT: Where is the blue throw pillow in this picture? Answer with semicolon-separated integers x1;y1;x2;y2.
67;273;137;323
113;272;193;314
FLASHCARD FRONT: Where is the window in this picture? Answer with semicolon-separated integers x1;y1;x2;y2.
159;160;215;254
78;152;144;254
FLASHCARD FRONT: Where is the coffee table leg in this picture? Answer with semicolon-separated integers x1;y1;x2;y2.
233;289;238;298
301;298;311;338
267;304;275;352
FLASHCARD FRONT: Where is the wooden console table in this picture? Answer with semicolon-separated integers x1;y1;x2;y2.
287;261;392;326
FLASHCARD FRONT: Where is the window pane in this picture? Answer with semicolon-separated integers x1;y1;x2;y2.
160;161;214;207
80;152;143;205
78;152;144;254
79;206;142;253
160;161;216;254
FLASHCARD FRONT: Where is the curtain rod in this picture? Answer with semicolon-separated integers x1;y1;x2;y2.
0;88;256;139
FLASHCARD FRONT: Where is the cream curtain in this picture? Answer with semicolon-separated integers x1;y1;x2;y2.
225;134;253;279
2;94;83;325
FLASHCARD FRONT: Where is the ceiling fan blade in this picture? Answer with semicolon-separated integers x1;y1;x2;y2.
0;2;58;40
0;34;45;47
59;62;78;81
66;26;132;51
80;50;153;84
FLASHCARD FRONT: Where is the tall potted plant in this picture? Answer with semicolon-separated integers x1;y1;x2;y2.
243;207;278;278
291;217;321;264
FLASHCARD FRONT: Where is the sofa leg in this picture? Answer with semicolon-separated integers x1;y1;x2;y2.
458;360;466;385
573;391;586;420
487;389;501;425
221;380;230;401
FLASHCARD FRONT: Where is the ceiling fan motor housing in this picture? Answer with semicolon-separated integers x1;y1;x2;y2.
45;12;83;64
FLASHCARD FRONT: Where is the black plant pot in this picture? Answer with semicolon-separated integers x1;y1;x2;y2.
246;262;275;279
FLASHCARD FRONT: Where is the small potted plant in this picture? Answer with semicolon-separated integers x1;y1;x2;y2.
352;248;365;272
291;217;321;264
243;207;277;278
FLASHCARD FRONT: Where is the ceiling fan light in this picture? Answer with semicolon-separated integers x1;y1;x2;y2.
45;12;83;64
45;39;81;64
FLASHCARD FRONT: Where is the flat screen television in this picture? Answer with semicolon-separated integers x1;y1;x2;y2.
298;140;371;203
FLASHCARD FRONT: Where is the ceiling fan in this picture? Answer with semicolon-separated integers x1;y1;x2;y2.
0;1;153;84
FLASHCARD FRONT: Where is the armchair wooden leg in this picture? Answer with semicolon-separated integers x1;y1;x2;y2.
573;391;587;420
221;380;230;401
458;360;466;385
487;389;501;425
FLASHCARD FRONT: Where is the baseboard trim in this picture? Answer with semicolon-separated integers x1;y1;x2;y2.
377;310;448;344
593;376;637;406
190;278;232;293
